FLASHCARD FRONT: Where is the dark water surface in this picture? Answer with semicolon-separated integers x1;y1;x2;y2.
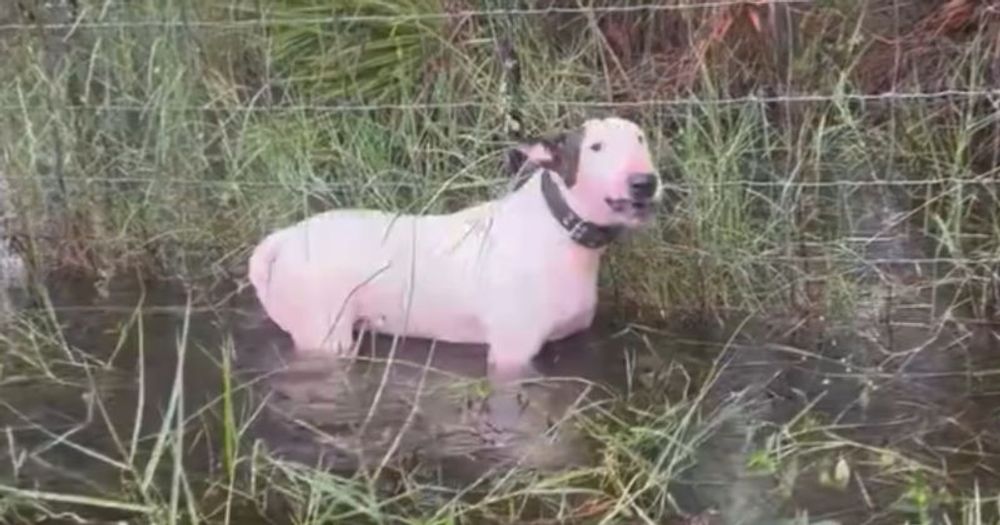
0;274;686;522
0;266;996;524
1;181;999;525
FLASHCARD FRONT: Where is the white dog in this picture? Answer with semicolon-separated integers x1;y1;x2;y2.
248;117;665;378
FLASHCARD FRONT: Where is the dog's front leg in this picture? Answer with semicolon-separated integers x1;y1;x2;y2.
483;331;545;432
481;282;549;381
485;331;545;383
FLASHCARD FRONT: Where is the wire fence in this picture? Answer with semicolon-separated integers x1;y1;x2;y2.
2;174;998;190
3;90;1000;114
0;1;812;30
1;0;999;313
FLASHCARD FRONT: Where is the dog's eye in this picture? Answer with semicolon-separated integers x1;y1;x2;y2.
589;142;603;152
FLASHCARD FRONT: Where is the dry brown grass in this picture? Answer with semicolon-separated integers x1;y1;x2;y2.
857;0;1000;93
533;1;998;102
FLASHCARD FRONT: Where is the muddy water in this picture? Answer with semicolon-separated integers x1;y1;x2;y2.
673;185;1000;524
0;273;675;518
0;183;998;525
237;298;634;481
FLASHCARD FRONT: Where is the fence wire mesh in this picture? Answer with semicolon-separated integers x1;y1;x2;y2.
0;1;813;29
1;0;999;315
4;5;1000;524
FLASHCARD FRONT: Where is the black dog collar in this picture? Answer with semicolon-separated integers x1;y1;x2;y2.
540;170;623;249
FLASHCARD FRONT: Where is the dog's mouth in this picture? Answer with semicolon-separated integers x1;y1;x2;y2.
606;182;687;222
605;197;656;221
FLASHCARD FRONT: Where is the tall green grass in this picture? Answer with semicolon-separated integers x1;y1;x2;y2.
2;0;999;523
5;1;997;316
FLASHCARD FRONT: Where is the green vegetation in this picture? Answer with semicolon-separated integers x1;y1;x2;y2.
1;0;998;523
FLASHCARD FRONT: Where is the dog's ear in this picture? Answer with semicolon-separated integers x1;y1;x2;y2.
505;135;557;185
509;130;582;187
504;138;546;190
512;139;556;168
544;130;582;187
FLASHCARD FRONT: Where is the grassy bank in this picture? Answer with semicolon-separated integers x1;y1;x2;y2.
2;0;1000;523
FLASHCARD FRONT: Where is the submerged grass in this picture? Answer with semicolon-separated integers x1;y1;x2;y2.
2;301;994;524
2;0;1000;523
0;292;726;523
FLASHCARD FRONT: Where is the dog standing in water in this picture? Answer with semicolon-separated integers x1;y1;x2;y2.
248;117;666;379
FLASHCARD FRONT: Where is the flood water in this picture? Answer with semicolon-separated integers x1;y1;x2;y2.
0;266;996;524
0;273;673;521
0;194;999;525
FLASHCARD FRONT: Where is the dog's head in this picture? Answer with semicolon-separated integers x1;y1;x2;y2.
513;117;674;227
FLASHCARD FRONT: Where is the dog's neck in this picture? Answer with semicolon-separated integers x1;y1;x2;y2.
537;170;624;249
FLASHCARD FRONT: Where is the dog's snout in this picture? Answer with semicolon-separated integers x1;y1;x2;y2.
628;173;658;200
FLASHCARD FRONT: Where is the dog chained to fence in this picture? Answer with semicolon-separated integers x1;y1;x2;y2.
247;116;669;381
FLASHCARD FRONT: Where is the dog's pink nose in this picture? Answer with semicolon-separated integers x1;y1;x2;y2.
628;173;658;201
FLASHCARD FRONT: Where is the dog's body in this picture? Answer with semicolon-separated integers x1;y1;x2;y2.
248;117;664;376
249;175;600;369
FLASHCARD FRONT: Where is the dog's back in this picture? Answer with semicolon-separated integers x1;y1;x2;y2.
248;206;498;344
247;210;390;334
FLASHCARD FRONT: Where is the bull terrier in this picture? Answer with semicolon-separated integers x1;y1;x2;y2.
248;117;667;379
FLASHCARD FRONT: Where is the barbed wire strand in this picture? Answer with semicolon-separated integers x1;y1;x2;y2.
11;304;996;322
10;235;998;261
3;230;998;266
2;4;998;315
2;90;998;114
0;1;811;31
8;228;998;245
5;251;996;266
1;174;998;189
